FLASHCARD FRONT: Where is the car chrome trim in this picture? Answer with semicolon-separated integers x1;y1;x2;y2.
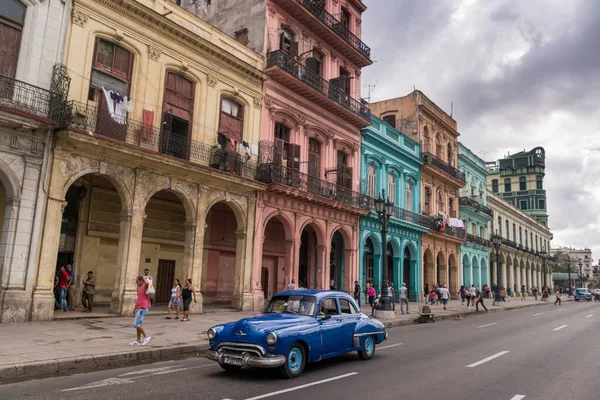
217;342;266;356
353;331;385;337
207;349;285;369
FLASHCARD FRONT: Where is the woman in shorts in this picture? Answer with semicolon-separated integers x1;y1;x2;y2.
166;279;181;319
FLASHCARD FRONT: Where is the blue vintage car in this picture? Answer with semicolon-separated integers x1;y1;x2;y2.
206;290;387;378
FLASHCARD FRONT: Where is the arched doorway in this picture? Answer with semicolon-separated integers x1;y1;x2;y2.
203;202;241;306
462;254;471;287
261;216;287;299
402;245;414;298
386;242;394;288
448;253;457;294
472;255;480;287
299;224;319;290
362;235;380;291
330;231;344;290
436;251;446;285
423;248;434;289
142;190;189;304
480;258;488;286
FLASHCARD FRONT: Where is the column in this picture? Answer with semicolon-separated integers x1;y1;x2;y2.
317;244;329;290
284;239;296;287
492;259;497;286
31;198;67;321
527;267;532;293
515;264;521;295
508;263;514;293
344;248;354;293
501;261;507;288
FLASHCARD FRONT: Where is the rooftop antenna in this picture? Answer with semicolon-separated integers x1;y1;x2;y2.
363;80;378;102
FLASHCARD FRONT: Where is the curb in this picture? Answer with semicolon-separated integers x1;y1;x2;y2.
0;343;209;385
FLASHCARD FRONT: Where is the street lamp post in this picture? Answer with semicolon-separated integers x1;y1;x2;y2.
491;233;503;306
578;258;583;288
374;189;394;318
567;259;572;295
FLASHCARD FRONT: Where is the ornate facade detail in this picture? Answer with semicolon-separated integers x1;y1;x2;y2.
149;46;162;61
72;9;89;27
114;29;124;43
207;75;218;88
253;97;262;109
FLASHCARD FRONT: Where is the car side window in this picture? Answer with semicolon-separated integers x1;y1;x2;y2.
319;298;339;316
339;299;357;315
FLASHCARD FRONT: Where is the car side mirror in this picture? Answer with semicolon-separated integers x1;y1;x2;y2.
319;313;331;321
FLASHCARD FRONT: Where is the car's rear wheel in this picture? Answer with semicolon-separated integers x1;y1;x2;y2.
279;342;306;379
219;363;242;373
358;335;376;360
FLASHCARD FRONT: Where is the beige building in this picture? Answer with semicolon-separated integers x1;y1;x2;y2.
369;91;466;295
29;0;268;321
487;190;553;293
550;247;593;280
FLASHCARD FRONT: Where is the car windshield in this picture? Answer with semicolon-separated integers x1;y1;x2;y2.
576;289;588;294
264;295;317;316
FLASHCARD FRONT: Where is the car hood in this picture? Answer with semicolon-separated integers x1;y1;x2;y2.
218;313;313;342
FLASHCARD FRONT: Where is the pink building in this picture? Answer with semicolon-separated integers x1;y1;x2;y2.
180;0;372;310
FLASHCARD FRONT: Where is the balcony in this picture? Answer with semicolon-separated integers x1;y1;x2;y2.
459;196;493;218
60;101;259;180
466;233;491;247
265;51;370;127
391;206;431;229
421;152;466;185
0;74;61;123
270;0;371;67
501;237;518;250
429;218;466;240
257;163;371;212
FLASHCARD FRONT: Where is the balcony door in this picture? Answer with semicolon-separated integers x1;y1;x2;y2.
336;151;352;190
0;0;25;78
161;71;194;160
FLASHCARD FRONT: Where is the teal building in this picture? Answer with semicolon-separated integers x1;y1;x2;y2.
458;143;493;287
359;116;429;301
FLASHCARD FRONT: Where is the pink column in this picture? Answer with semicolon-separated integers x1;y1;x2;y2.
284;239;295;288
317;244;330;290
251;201;265;299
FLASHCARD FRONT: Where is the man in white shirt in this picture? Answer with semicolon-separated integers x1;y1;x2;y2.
287;279;296;291
399;283;409;314
439;284;450;310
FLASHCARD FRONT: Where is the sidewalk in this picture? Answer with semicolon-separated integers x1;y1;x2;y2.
0;296;561;384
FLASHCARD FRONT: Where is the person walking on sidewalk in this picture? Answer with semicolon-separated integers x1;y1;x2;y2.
388;282;395;311
166;279;181;320
465;286;472;308
81;271;96;313
439;284;450;310
520;285;527;301
554;290;562;306
501;287;508;303
399;283;409;314
542;287;549;302
181;278;197;322
460;285;466;305
66;264;75;311
475;287;488;313
469;285;477;308
131;275;151;346
353;280;361;308
55;265;71;312
367;284;376;315
532;286;538;301
287;279;296;291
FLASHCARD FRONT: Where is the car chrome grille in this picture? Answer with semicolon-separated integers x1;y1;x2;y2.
217;342;265;357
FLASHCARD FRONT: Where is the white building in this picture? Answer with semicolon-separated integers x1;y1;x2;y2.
486;190;553;294
550;247;593;280
0;0;71;322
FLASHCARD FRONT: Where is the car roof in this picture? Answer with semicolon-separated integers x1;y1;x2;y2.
274;290;353;300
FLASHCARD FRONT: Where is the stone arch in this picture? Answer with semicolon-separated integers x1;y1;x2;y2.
329;224;352;245
363;232;381;255
271;108;303;129
297;218;326;246
436;250;446;285
263;209;294;240
205;192;247;231
448;252;458;293
423;247;435;290
0;159;21;202
142;183;196;223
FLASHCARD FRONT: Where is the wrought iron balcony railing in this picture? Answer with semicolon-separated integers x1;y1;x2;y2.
429;218;466;240
293;0;371;59
459;196;493;217
257;163;371;210
390;206;431;229
266;51;370;121
60;101;259;180
0;74;62;122
421;152;466;182
466;233;491;247
500;237;518;250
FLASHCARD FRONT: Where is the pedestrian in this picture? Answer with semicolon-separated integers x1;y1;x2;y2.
131;275;151;346
542;287;549;302
166;279;181;320
520;285;527;301
554;290;562;306
181;278;197;322
429;290;436;305
439;284;450;310
53;271;61;310
55;265;71;312
469;285;477;308
532;286;538;301
367;284;376;315
501;287;507;303
330;279;336;290
475;287;488;313
81;271;96;313
388;282;395;311
287;279;296;291
465;286;472;308
66;264;75;311
353;280;361;308
594;290;600;303
144;268;155;303
460;285;466;305
424;283;429;304
399;282;409;314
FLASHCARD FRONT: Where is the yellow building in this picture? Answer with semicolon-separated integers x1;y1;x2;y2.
30;0;268;320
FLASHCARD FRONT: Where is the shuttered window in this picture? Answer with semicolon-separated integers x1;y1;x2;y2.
219;97;243;142
367;165;377;198
274;123;290;164
388;174;396;204
406;182;413;211
93;39;132;82
308;138;321;177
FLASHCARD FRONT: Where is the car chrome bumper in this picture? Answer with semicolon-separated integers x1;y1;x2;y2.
207;349;286;368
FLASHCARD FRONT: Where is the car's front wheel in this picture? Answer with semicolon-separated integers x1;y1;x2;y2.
358;335;376;360
280;342;306;379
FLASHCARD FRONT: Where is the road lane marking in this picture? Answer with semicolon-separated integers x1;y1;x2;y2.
120;365;185;376
477;323;497;328
558;308;565;311
62;378;134;392
241;372;358;400
586;314;593;318
533;312;544;316
553;325;568;331
466;351;509;368
379;343;403;350
510;396;526;400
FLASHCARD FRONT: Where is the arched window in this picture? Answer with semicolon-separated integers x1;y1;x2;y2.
519;176;526;191
536;175;543;190
405;181;413;211
424;187;432;214
447;143;453;165
219;96;244;143
435;134;443;158
491;179;498;193
367;164;377;198
308;138;321;177
387;173;396;204
0;0;26;78
504;178;511;193
423;126;430;153
436;191;444;213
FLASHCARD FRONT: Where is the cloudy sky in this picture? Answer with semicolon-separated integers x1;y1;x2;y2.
361;0;600;261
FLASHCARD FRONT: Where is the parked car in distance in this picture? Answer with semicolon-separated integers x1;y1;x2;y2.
206;290;387;378
574;288;592;301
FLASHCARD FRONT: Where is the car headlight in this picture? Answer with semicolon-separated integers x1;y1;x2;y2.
207;328;216;340
266;332;278;345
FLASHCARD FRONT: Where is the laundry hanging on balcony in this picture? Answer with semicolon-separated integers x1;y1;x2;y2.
102;86;133;125
448;218;464;228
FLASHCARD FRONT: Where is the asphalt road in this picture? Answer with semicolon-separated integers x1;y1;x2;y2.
1;300;598;400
